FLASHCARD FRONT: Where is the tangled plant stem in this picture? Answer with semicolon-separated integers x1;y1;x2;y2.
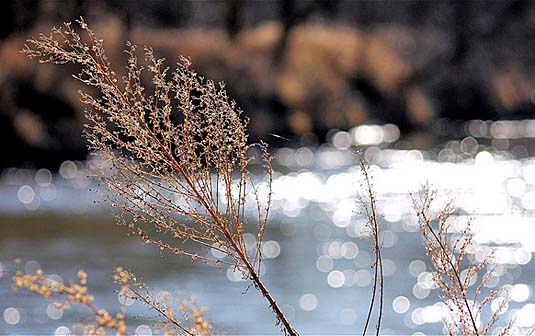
22;18;296;336
13;268;127;336
19;17;517;336
356;155;384;336
411;186;511;336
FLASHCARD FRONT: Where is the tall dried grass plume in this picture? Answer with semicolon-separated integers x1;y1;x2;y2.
22;18;295;335
356;154;384;336
411;186;511;336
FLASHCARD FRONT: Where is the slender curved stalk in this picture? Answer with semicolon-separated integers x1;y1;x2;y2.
22;19;298;336
418;212;479;335
412;189;481;336
358;156;384;336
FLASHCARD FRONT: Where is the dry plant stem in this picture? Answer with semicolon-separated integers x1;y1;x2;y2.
14;266;211;336
438;230;475;328
358;157;384;336
132;291;193;336
129;77;296;336
13;269;127;335
412;189;481;336
22;19;296;336
159;151;291;333
418;210;479;335
196;188;296;335
114;267;204;336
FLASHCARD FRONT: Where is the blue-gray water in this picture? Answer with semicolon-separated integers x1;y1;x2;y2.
2;136;535;335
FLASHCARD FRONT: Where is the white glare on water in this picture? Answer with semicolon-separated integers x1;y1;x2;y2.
491;297;508;314
46;303;63;320
17;185;34;204
316;255;333;273
59;161;77;179
226;267;245;282
118;287;135;306
135;325;152;336
299;294;318;311
5;120;535;333
413;283;430;299
332;131;352;150
327;270;345;288
341;242;359;259
514;304;535;327
3;307;21;325
382;259;397;277
281;304;295;321
339;308;357;325
262;240;281;259
420;304;444;324
511;284;532;303
354;269;372;287
411;308;425;325
393;296;411;314
409;260;426;277
55;326;70;336
35;169;52;186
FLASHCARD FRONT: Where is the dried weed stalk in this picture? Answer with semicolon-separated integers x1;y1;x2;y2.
114;267;212;336
13;268;128;336
13;266;211;336
356;154;384;336
411;186;511;336
22;19;295;335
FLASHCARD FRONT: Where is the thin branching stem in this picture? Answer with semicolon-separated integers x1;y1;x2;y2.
22;18;296;336
417;209;479;335
127;285;194;336
357;155;384;336
410;186;509;336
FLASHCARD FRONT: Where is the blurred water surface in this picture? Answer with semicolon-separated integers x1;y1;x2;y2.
2;134;535;335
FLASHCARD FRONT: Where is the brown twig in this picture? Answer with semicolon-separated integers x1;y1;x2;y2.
411;185;508;335
114;267;211;335
356;154;384;336
13;268;128;335
22;18;296;336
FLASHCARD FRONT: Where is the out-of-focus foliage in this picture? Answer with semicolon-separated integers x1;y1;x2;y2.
2;0;535;168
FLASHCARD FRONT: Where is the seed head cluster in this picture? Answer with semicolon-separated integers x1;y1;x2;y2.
412;187;511;336
22;18;294;335
13;268;127;335
114;267;212;335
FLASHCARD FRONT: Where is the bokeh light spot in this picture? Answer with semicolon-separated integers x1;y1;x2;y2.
299;293;318;311
3;307;21;325
393;296;410;313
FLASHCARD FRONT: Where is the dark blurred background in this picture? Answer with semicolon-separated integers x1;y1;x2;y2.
2;0;535;169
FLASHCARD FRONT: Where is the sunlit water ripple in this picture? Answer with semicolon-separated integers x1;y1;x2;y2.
1;144;535;334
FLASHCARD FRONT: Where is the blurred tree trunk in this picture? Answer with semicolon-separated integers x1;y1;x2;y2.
225;0;243;39
273;0;338;65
